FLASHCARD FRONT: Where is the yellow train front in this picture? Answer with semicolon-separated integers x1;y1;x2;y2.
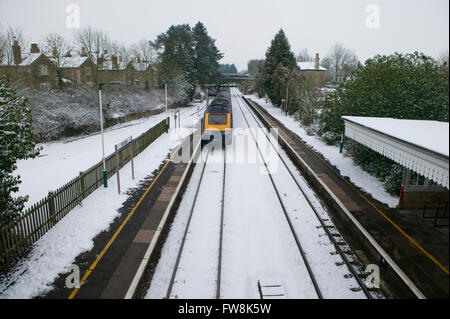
201;88;233;146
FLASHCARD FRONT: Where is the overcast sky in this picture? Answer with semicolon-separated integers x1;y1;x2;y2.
0;0;448;71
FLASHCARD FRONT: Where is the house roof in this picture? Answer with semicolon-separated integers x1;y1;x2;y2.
0;52;43;66
298;61;327;71
98;60;129;71
20;53;44;66
342;116;449;188
51;56;90;68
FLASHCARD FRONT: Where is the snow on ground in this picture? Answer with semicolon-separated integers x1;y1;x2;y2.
146;90;367;299
0;103;203;299
15;105;200;209
244;94;399;208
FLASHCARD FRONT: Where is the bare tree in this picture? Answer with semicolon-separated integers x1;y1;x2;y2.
73;26;110;61
438;48;449;68
298;48;313;62
73;26;111;84
0;25;30;88
0;25;28;67
110;41;132;65
322;43;359;83
41;33;73;88
131;39;157;88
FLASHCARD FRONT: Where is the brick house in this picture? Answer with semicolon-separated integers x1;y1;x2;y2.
50;51;96;87
97;55;132;86
298;53;327;88
0;41;57;89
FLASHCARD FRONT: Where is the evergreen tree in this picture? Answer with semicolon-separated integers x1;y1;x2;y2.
219;64;238;73
262;29;297;106
0;77;40;226
154;24;197;103
318;52;449;195
193;22;223;86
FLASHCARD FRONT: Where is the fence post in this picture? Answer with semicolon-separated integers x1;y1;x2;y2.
48;191;56;226
79;172;85;205
130;137;135;180
115;144;121;194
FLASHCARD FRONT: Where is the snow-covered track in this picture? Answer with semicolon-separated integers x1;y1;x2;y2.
235;92;374;299
165;145;227;299
232;90;373;299
232;93;323;298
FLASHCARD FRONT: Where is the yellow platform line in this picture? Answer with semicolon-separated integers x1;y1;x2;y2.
68;139;185;299
255;100;449;276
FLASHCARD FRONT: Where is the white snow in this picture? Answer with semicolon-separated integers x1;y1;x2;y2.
0;103;203;299
342;116;449;157
244;94;399;208
146;89;369;299
298;61;327;71
15;109;189;209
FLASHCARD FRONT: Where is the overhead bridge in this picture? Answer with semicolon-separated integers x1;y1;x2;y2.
221;73;256;82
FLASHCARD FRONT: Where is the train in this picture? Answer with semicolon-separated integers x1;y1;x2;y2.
201;87;233;146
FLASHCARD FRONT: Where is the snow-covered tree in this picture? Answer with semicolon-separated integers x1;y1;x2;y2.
262;29;297;106
318;51;449;195
153;24;197;102
0;77;40;226
193;22;223;86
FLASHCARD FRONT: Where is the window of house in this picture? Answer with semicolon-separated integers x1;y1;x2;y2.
85;68;92;76
408;171;426;186
40;65;48;76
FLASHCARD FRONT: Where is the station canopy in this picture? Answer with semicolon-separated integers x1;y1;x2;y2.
342;116;449;189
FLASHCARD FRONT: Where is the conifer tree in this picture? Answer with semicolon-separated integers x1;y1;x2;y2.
193;22;223;86
262;29;297;105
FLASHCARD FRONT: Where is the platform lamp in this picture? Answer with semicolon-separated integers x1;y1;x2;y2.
164;80;169;133
98;81;121;188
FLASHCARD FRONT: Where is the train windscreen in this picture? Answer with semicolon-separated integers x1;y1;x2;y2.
208;114;227;124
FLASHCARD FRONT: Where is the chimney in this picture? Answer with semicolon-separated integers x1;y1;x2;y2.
111;55;118;69
97;56;103;68
65;51;72;57
297;55;303;62
30;43;40;54
315;53;320;69
13;40;22;65
52;47;58;58
80;47;87;57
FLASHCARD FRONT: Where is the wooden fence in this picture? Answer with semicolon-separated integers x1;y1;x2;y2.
0;118;168;271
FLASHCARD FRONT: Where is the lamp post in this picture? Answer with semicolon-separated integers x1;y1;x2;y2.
98;81;121;188
164;81;169;133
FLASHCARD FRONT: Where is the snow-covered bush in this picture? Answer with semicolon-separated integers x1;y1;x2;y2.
0;77;40;226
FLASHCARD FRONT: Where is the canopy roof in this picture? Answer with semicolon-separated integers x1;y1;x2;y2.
342;116;449;188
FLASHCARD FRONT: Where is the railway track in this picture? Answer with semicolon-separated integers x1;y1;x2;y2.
165;144;227;299
148;89;378;299
231;90;376;299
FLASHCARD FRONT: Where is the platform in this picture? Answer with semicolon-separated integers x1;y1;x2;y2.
245;97;449;299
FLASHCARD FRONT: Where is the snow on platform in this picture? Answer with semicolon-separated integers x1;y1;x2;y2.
0;104;203;298
343;116;449;189
244;94;399;208
342;116;449;158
